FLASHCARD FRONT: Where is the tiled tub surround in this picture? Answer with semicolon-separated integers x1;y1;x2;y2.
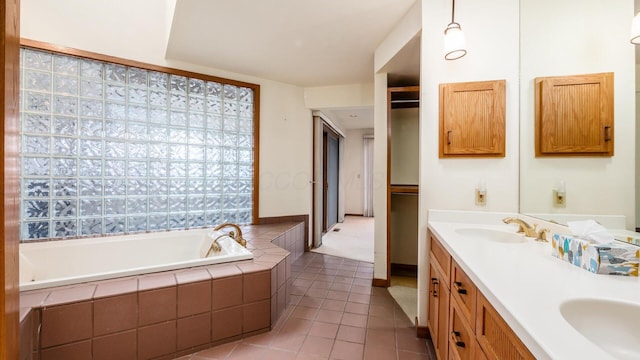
19;221;305;360
20;229;254;291
176;251;432;360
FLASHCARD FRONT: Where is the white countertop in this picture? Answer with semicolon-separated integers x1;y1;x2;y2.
427;210;640;360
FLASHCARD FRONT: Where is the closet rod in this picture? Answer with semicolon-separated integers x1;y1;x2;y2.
390;99;419;103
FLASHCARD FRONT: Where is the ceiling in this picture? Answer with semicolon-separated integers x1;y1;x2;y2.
321;33;421;130
166;0;420;131
166;0;416;87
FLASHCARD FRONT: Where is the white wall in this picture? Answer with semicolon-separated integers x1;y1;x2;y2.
373;72;389;280
344;128;373;215
390;108;419;185
420;0;520;214
304;83;374;109
20;0;313;220
637;64;640;228
416;0;520;326
373;0;422;284
519;0;635;229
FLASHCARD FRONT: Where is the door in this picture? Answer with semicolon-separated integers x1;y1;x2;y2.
323;129;339;231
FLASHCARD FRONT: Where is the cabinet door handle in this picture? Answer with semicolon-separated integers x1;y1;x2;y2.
604;126;612;142
431;278;438;298
451;330;466;348
453;281;467;295
447;130;452;145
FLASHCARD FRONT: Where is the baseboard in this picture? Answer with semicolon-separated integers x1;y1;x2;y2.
372;278;390;287
344;213;364;216
415;318;429;339
258;214;310;252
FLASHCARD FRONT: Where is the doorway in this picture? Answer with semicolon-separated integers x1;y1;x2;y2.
323;127;340;232
312;114;346;248
311;112;375;262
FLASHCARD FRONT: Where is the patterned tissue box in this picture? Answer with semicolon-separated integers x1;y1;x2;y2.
551;234;640;276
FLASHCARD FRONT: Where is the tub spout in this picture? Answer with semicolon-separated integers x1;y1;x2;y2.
205;233;232;257
214;223;247;247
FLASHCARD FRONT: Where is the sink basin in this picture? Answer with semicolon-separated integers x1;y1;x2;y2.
560;298;640;359
455;228;526;243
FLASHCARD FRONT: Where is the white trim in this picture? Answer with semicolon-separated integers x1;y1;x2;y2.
312;110;346;138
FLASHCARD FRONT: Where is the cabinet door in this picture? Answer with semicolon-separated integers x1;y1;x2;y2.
451;260;477;331
476;293;535;360
449;297;476;360
535;72;613;156
439;80;506;157
430;235;451;280
428;258;450;360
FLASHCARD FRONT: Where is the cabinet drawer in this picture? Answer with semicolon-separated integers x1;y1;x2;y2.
449;297;476;360
451;260;477;331
430;234;451;282
476;293;535;360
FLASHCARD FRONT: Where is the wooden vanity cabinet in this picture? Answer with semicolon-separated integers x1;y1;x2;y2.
428;235;451;360
476;293;535;360
448;296;478;360
428;232;535;360
451;260;477;329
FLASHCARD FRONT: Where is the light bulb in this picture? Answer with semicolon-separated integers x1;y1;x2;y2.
444;23;467;60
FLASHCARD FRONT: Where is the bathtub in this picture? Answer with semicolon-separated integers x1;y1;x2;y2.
19;229;253;291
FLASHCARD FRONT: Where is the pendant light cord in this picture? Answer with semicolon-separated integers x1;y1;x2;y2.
451;0;456;24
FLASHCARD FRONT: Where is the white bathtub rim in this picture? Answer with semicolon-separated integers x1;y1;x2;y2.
20;230;254;292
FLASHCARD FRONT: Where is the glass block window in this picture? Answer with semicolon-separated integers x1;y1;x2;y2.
19;47;256;240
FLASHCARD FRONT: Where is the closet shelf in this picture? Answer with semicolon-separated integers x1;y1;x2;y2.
390;184;419;194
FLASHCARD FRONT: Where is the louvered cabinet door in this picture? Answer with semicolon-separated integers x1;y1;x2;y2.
476;293;535;360
535;72;613;156
439;80;506;157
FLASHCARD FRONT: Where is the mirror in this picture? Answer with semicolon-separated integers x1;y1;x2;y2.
519;0;638;243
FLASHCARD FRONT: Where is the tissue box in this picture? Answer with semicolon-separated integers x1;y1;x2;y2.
551;234;640;276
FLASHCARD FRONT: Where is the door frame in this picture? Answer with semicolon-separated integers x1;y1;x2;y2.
386;86;420;286
311;112;345;249
1;0;21;357
323;125;340;233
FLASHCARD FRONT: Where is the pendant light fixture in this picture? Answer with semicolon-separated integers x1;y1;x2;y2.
444;0;467;60
631;12;640;44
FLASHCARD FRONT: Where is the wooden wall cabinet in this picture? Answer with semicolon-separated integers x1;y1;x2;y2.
535;72;614;156
439;80;506;158
427;232;535;360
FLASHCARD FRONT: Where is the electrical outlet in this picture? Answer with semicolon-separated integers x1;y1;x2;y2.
553;189;566;207
475;189;486;206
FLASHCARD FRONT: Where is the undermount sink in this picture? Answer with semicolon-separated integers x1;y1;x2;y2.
455;227;526;243
560;298;640;360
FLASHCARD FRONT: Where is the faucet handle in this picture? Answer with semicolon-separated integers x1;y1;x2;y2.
536;227;550;242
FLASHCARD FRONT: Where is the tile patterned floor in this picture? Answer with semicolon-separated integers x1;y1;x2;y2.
176;251;436;360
